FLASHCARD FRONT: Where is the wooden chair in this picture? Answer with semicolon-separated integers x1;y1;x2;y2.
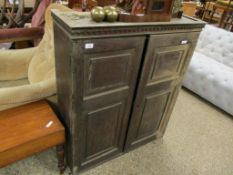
221;10;233;30
0;0;41;29
202;1;224;24
0;0;53;47
209;1;233;28
216;0;233;29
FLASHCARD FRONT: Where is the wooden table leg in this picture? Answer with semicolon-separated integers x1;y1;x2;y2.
56;145;66;174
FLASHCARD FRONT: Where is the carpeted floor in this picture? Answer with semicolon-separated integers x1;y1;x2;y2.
1;89;233;175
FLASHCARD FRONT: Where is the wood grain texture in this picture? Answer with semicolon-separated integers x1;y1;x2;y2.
54;22;74;170
0;101;65;168
71;37;145;171
125;33;200;150
52;13;205;174
119;13;171;22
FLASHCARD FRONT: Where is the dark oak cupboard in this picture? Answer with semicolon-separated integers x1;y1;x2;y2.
52;11;205;174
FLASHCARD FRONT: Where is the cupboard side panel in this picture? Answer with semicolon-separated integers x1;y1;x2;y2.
54;22;74;169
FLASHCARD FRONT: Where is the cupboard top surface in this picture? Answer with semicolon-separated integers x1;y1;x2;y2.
51;10;205;30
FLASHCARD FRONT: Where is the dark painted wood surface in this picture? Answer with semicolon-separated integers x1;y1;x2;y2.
124;33;200;150
52;12;205;174
72;37;145;170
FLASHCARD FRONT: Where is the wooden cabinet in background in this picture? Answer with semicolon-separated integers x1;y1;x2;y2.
52;10;205;174
182;2;197;17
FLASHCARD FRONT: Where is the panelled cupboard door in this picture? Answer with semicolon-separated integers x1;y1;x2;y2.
73;37;146;170
125;33;195;151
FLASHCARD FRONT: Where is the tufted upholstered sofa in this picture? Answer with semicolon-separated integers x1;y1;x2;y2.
183;25;233;115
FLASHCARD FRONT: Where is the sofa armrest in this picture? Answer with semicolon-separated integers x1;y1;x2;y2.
0;47;37;81
0;78;56;111
0;27;44;43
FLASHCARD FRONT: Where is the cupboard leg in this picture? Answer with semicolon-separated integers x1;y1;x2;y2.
56;144;66;174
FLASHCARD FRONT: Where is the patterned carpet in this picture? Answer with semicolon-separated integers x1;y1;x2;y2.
1;89;233;175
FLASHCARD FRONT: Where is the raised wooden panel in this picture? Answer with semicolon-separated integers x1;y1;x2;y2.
136;93;170;139
146;80;175;95
125;33;194;151
84;103;122;162
84;50;133;96
149;45;189;83
127;88;173;149
74;36;146;170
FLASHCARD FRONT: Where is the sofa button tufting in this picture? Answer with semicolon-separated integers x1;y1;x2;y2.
183;25;233;116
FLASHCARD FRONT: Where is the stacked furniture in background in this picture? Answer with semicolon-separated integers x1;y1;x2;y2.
216;0;233;30
202;1;233;30
0;0;54;47
202;1;224;24
183;25;233;116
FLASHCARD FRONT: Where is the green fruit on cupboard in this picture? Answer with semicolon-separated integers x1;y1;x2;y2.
91;6;118;22
103;6;116;14
91;6;105;22
104;6;118;22
106;10;118;22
